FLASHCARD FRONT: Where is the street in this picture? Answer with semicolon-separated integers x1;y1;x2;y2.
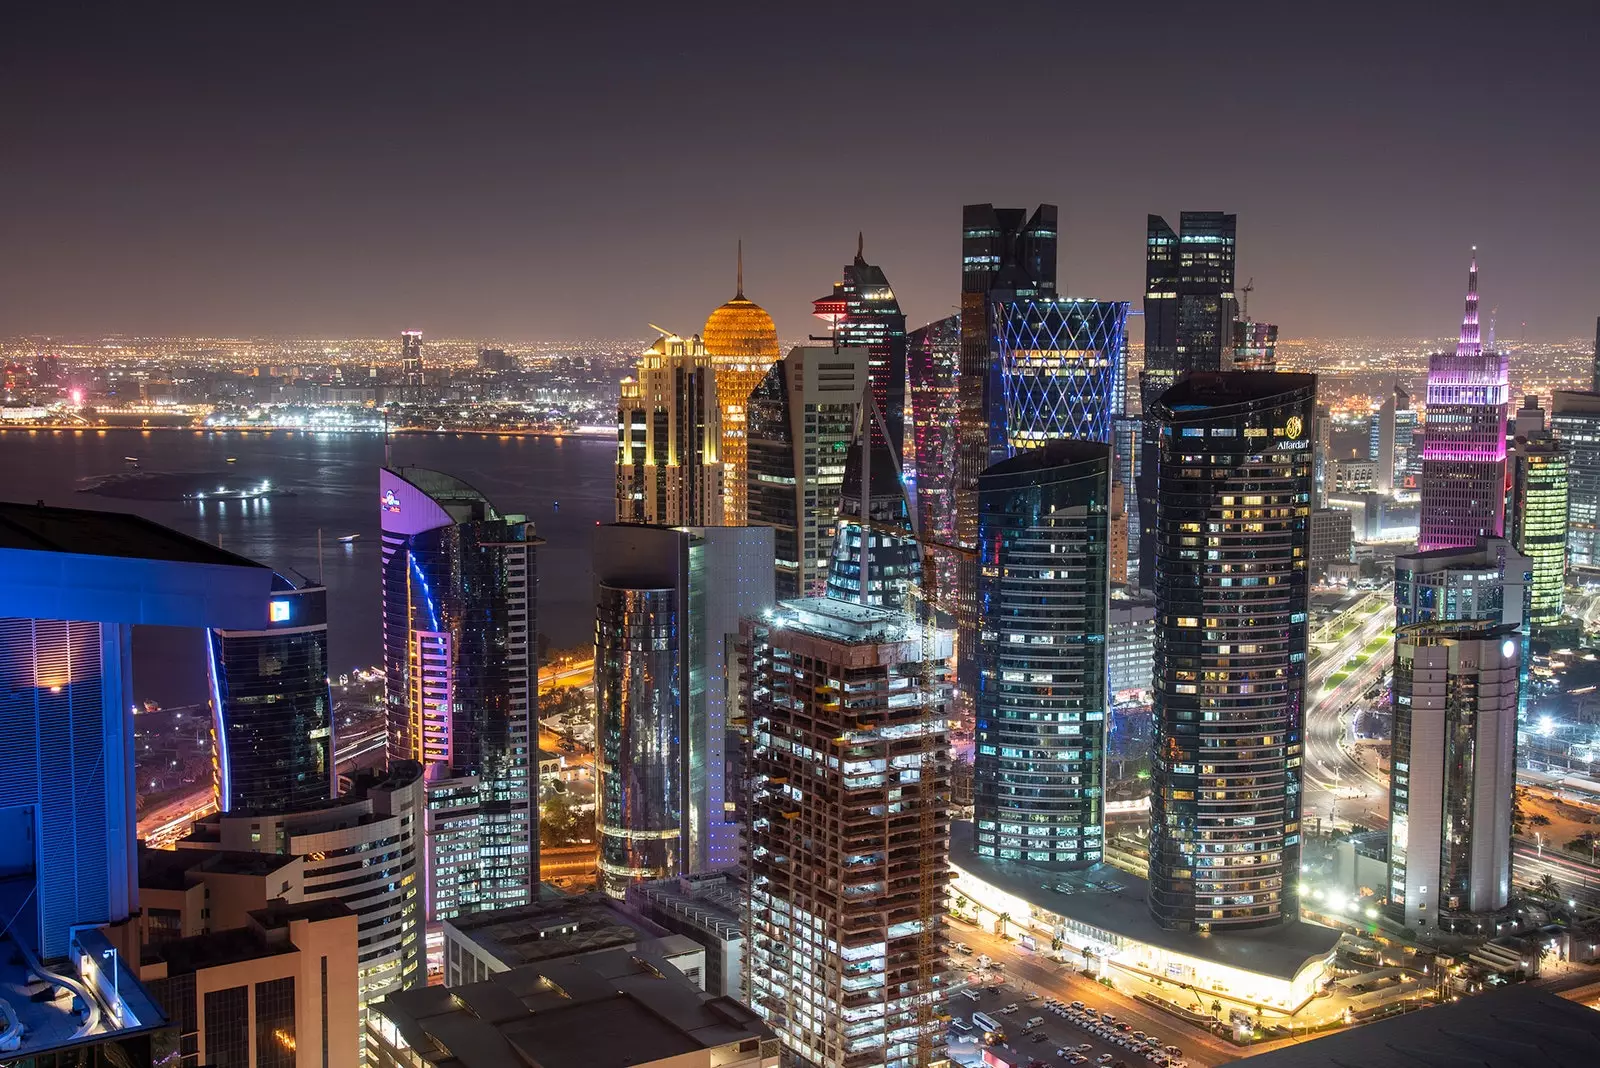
1302;591;1394;832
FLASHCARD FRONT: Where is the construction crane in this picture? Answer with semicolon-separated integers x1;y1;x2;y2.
1239;277;1254;322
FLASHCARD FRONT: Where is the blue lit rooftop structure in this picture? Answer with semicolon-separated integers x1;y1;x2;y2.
994;298;1130;454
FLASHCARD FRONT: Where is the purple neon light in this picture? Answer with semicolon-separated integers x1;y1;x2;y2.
1456;249;1480;358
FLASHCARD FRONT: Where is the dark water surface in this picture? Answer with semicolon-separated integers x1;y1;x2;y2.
0;428;613;705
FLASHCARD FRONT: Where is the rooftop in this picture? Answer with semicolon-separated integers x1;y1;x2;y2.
0;499;266;567
138;845;296;891
765;596;922;646
1158;371;1316;414
144;901;353;976
446;893;667;968
951;821;1341;982
1233;985;1600;1068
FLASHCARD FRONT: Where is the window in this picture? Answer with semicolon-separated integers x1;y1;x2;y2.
203;986;248;1068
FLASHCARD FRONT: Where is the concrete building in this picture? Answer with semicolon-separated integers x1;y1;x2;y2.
138;901;360;1068
1368;389;1396;494
741;598;952;1068
1393;537;1531;629
593;524;774;895
616;331;724;527
627;872;746;999
1109;481;1129;587
1108;601;1155;699
1328;458;1377;493
369;949;778;1068
1310;509;1354;581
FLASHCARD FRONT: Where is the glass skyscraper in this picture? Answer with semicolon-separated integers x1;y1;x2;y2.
973;440;1112;868
813;234;908;455
1137;212;1237;591
908;314;961;550
1419;253;1509;552
1510;438;1568;632
1551;389;1600;566
995;298;1129;451
207;575;333;812
380;467;538;930
1147;372;1314;932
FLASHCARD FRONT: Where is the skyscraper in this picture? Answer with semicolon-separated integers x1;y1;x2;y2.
593;523;774;896
825;442;922;611
1592;316;1599;394
745;344;869;599
1551;389;1600;567
908;314;961;556
994;298;1129;450
973;440;1112;868
617;331;724;526
1510;440;1567;632
1312;403;1332;510
208;574;334;812
1393;538;1531;629
703;244;781;526
1147;372;1315;932
1387;619;1520;928
1418;253;1509;552
402;329;423;387
956;204;1059;689
812;234;908;455
1369;388;1396;495
1232;319;1278;372
1393;385;1419;490
380;467;539;931
742;598;951;1068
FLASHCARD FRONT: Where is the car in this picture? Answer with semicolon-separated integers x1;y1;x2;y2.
1132;1032;1148;1042
1096;1057;1115;1065
1164;1048;1183;1058
1025;993;1041;1002
988;985;1005;993
1032;1034;1049;1043
1066;1057;1088;1066
1100;1013;1116;1024
961;990;980;1002
1077;1044;1093;1052
1071;1001;1086;1010
1114;1023;1132;1033
1004;1003;1019;1013
1057;1050;1073;1059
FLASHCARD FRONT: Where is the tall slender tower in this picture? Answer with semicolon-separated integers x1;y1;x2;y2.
813;234;908;452
401;330;424;386
703;244;781;526
1418;252;1509;551
616;331;724;526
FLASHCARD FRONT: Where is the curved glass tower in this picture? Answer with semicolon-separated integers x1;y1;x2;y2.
1148;372;1315;931
973;440;1112;867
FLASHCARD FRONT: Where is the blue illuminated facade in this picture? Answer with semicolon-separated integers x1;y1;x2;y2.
995;298;1130;453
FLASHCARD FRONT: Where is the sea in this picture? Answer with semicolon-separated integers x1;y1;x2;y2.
0;427;615;706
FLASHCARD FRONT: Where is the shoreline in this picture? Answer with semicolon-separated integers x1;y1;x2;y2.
0;424;614;438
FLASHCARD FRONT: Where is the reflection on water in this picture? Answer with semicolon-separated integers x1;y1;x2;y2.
1;429;614;705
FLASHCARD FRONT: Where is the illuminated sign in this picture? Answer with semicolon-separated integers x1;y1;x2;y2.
269;600;291;622
1284;415;1303;439
382;489;402;513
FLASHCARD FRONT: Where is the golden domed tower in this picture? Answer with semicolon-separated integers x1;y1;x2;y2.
702;242;781;525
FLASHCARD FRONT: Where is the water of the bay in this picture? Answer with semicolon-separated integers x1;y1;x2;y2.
0;427;614;705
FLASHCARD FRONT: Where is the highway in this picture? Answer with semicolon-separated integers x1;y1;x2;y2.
1512;837;1600;911
1302;589;1394;833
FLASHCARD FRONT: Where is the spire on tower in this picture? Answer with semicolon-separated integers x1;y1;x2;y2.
856;231;864;263
1456;247;1481;358
736;239;744;300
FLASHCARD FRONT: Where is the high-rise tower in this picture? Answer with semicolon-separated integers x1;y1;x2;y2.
908;314;961;581
1418;252;1509;551
401;330;423;387
617;330;724;526
994;298;1129;450
1147;372;1314;932
1136;212;1237;590
973;441;1112;868
1552;389;1600;566
1509;439;1568;632
703;244;781;526
380;467;539;931
813;234;908;455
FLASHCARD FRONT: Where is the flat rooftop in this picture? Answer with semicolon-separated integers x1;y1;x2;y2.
0;499;266;568
138;845;297;890
768;596;921;645
446;893;666;967
1233;985;1600;1068
951;821;1341;981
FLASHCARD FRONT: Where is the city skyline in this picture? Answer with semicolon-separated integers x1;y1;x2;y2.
2;7;1596;340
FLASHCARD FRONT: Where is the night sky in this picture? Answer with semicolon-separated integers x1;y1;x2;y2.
3;3;1595;343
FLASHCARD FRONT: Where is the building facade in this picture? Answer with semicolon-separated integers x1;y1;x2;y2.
379;467;538;930
1232;319;1278;372
742;599;952;1068
401;330;423;387
1551;390;1600;567
994;299;1130;450
812;235;908;456
208;576;334;813
745;345;869;599
1369;388;1396;494
1394;386;1419;490
1109;601;1156;699
703;246;781;526
1147;372;1315;932
1419;254;1509;551
1509;438;1567;632
1393;538;1531;630
974;441;1112;869
908;314;961;610
616;331;724;526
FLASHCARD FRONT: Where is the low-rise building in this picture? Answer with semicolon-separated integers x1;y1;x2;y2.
627;872;746;998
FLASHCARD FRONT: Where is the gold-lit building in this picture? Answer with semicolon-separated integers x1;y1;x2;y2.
616;331;723;527
702;245;780;525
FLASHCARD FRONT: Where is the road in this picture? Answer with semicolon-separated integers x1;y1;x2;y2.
1302;592;1394;832
1512;837;1600;911
540;659;594;689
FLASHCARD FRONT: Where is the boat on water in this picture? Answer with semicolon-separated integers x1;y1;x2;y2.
225;457;238;463
123;455;139;463
337;533;360;544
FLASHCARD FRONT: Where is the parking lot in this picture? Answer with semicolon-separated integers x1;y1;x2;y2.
943;971;1191;1068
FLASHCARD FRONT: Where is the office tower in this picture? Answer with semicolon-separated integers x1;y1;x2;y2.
1368;389;1396;494
0;502;273;1064
812;234;908;454
1514;394;1546;438
1147;372;1315;932
1136;212;1238;591
401;330;423;386
825;443;921;611
1312;403;1332;509
1113;415;1141;578
956;204;1059;691
380;468;538;929
1393;385;1419;490
742;598;951;1068
208;575;334;812
1109;481;1129;587
1509;439;1567;632
1232;319;1278;372
745;344;869;599
1310;509;1354;581
1419;253;1509;551
703;245;781;526
1552;389;1600;566
616;331;724;526
1394;537;1531;629
1593;317;1600;393
908;314;961;555
139;901;361;1068
1387;618;1519;928
994;298;1130;450
1109;601;1156;699
973;440;1112;868
593;524;774;895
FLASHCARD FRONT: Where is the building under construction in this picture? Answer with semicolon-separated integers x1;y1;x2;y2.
740;597;952;1068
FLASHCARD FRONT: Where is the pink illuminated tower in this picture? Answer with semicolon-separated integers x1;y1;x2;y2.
1418;250;1509;551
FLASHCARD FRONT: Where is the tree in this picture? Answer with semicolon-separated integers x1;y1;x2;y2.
1538;874;1560;899
540;791;588;848
1530;813;1552;827
1212;1000;1223;1019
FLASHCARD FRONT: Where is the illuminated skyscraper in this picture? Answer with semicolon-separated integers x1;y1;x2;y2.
1509;438;1567;632
812;233;908;454
208;575;334;812
973;441;1111;868
1418;252;1509;552
703;244;781;526
380;467;538;933
1231;319;1278;372
1368;388;1396;494
617;331;724;526
908;314;961;554
825;442;922;611
1393;384;1419;490
1592;317;1600;393
1393;537;1530;630
995;298;1129;450
402;329;423;386
1147;372;1314;932
745;345;868;599
593;523;774;896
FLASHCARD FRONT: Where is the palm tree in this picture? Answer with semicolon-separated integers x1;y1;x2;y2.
1537;874;1559;899
1212;1000;1223;1019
